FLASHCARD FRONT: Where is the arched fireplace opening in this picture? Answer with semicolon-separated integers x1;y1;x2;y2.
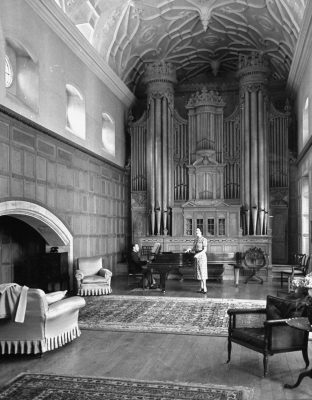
0;201;73;291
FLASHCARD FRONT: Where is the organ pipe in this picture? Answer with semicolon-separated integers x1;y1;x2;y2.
149;99;155;235
144;62;176;235
258;90;265;234
129;111;147;192
238;52;269;235
162;97;168;233
244;89;251;234
268;103;290;189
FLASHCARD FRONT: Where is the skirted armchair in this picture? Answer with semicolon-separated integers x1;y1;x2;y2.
75;256;112;296
0;287;86;355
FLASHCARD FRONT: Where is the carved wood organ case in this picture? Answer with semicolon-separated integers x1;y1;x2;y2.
129;55;290;259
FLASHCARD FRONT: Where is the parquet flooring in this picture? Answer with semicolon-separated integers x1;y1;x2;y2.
0;276;311;400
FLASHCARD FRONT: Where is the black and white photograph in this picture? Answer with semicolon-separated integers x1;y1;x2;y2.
0;1;312;399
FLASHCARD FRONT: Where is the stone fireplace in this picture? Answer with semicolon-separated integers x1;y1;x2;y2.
0;200;73;289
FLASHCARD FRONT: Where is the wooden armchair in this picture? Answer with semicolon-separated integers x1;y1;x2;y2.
227;295;309;376
282;255;311;292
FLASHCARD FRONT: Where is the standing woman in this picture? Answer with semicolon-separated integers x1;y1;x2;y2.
192;228;208;293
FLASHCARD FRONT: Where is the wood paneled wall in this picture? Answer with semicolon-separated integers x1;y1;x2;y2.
0;106;130;273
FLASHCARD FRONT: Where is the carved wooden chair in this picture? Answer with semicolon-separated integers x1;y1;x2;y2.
243;247;267;284
280;253;307;291
288;255;312;292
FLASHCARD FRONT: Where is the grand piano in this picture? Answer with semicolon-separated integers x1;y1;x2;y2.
149;251;238;292
148;252;194;293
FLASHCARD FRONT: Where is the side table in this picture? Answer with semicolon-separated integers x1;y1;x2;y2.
285;317;312;389
228;263;241;287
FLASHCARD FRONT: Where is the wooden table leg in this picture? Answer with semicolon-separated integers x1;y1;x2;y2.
234;267;240;287
159;271;167;293
284;368;312;389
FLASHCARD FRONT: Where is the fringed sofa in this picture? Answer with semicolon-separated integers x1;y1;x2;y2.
0;288;85;355
75;256;112;296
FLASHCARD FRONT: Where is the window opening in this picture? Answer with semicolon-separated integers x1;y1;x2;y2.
207;218;215;235
185;219;193;236
218;218;226;236
5;55;13;88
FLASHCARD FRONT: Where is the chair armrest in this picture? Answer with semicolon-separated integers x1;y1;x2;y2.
75;269;84;281
264;319;288;327
47;296;86;318
98;268;112;278
227;308;266;316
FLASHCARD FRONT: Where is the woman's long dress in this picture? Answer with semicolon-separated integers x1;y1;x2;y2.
193;236;208;280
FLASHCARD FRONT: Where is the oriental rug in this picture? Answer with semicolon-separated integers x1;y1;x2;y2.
78;295;266;336
0;373;254;400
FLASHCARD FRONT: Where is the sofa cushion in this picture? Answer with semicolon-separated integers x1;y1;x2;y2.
46;290;67;305
232;327;265;348
266;295;307;320
83;275;109;284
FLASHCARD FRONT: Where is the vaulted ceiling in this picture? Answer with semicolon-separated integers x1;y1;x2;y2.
56;0;307;94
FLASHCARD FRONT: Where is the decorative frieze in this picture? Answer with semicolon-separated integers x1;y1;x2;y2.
186;87;225;108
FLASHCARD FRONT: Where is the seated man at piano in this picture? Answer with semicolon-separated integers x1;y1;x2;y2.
130;244;157;289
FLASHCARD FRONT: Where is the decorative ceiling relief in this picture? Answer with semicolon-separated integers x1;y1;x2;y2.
185;0;219;31
55;0;307;93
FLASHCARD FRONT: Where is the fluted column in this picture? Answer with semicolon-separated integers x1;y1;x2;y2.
237;53;269;235
144;62;176;235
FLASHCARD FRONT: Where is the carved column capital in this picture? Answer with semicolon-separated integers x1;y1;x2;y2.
144;61;176;105
237;52;270;91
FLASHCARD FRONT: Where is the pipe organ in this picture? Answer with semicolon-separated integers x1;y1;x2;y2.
129;57;291;260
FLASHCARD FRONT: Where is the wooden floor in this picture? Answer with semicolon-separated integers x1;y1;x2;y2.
1;276;312;400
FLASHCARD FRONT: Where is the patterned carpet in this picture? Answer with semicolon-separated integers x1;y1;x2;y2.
78;295;266;336
0;374;254;400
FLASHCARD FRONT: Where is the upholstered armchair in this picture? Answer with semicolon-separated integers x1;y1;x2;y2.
0;287;85;355
75;256;112;296
227;295;309;376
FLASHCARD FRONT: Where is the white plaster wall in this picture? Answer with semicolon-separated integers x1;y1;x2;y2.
295;45;312;255
296;39;312;172
295;49;312;154
0;0;130;168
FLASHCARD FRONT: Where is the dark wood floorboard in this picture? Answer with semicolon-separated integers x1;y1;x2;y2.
0;276;311;400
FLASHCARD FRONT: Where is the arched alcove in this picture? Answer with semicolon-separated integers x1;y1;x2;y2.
0;200;74;289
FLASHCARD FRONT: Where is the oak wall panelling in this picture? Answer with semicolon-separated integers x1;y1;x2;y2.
0;105;130;287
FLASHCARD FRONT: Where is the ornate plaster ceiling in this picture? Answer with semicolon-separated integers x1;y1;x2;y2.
56;0;306;93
